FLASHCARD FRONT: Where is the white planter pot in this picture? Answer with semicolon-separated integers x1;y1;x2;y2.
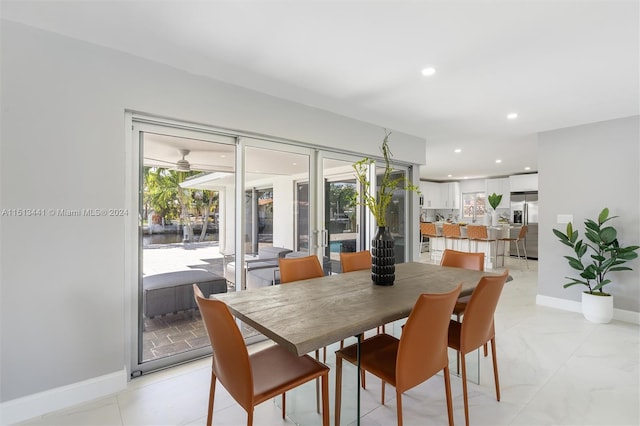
581;291;613;323
491;210;499;226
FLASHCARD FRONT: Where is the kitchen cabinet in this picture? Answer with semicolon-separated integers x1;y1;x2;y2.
419;181;441;208
419;181;460;209
485;178;510;208
509;173;538;192
440;182;460;209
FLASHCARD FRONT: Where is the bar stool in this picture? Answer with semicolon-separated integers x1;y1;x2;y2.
442;223;467;252
466;225;498;267
420;222;442;260
498;225;529;269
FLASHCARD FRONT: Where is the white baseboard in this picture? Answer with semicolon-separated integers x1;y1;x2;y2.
0;367;127;425
536;295;640;325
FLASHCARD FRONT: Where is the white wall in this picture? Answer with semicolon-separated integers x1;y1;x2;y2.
538;116;640;312
0;20;425;412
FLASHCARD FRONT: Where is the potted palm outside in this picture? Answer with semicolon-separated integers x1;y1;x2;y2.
552;207;639;323
352;130;420;285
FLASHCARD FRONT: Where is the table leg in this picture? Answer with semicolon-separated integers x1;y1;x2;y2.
356;333;361;426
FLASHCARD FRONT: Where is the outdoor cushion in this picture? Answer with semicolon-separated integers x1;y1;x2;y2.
143;269;227;318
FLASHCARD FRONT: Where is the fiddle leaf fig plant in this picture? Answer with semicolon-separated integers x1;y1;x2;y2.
352;130;420;227
488;193;503;210
552;208;639;294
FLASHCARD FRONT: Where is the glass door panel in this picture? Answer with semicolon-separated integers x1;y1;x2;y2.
376;166;408;263
135;121;236;374
321;155;365;273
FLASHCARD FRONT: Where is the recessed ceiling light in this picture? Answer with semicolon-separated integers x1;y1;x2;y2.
524;166;531;170
421;67;436;76
507;113;518;120
292;162;297;166
495;159;502;163
454;148;462;153
447;174;453;178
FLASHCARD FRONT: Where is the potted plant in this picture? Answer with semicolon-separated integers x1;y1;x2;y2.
487;193;503;226
352;130;419;285
552;207;639;323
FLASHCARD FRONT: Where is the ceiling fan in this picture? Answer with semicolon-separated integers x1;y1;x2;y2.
175;149;191;172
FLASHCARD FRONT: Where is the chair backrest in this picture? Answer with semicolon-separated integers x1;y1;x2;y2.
517;225;528;240
396;284;462;393
193;284;254;413
466;225;488;240
440;249;485;272
340;250;372;273
278;255;324;283
442;223;461;238
420;222;437;237
460;270;509;352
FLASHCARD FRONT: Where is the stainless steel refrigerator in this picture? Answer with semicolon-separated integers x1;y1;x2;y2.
510;191;538;259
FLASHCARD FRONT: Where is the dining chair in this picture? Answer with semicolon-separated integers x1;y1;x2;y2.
497;225;528;269
466;224;498;266
448;270;509;426
193;284;330;426
278;255;324;284
420;222;441;259
334;284;462;426
279;255;335;363
340;250;372;273
442;223;467;251
440;249;486;372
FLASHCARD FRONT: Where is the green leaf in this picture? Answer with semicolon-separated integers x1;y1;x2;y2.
598;208;609;224
600;227;617;244
565;256;584;270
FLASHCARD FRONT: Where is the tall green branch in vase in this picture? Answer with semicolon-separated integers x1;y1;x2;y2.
352;130;420;227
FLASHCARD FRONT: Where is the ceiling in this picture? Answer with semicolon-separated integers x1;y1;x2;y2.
2;0;638;181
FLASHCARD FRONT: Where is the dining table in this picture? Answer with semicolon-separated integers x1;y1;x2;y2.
214;261;504;425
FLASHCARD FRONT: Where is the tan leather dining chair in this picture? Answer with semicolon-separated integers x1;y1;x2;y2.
278;255;324;284
279;255;335;363
448;270;509;426
497;225;529;269
193;284;330;426
440;249;485;371
340;250;372;273
442;223;467;251
334;284;462;426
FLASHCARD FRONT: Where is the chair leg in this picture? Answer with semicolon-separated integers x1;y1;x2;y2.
443;366;454;426
521;240;529;269
207;373;216;426
381;380;385;405
461;352;470;426
246;408;253;426
335;355;343;426
282;392;286;418
321;373;330;426
395;389;403;426
491;337;501;401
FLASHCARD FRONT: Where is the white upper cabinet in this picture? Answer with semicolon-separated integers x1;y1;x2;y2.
509;173;538;192
419;181;441;208
485;178;510;208
440;182;460;209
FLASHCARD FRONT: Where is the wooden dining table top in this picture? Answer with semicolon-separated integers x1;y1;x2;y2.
214;261;501;357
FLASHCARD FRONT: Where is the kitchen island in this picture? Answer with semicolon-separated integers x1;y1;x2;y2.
422;222;518;269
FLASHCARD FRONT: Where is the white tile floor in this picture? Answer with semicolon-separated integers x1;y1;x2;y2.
18;256;640;426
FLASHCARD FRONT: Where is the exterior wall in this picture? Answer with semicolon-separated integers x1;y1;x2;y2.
537;116;640;312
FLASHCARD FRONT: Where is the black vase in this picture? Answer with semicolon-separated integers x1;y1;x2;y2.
370;226;395;286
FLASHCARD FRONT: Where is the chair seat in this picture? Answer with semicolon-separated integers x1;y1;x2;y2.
452;295;471;316
336;334;399;385
251;345;329;404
